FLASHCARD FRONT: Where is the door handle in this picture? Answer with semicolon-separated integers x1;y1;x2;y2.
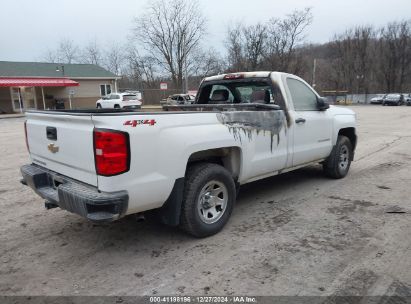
46;126;57;140
295;118;306;124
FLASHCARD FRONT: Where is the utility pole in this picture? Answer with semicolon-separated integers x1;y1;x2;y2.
312;58;317;87
183;33;188;94
184;53;188;94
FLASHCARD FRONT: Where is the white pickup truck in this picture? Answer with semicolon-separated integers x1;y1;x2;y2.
21;72;357;237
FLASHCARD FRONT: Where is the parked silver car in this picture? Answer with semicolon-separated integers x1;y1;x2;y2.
161;94;195;105
370;94;386;104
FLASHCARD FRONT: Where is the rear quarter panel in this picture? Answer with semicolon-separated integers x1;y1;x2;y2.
92;112;242;214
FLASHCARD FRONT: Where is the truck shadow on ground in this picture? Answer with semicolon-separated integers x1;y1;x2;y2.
39;165;328;253
236;164;327;205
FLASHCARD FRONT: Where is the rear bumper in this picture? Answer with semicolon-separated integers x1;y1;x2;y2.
122;105;141;109
20;164;128;222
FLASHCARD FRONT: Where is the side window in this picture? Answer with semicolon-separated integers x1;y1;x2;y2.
100;85;106;96
287;78;318;111
100;84;112;97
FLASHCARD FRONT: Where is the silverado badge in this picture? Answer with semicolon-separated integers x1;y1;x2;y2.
47;143;59;153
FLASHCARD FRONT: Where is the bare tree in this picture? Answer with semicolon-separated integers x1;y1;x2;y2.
225;23;244;72
42;38;80;63
352;27;374;93
80;40;103;65
328;26;375;93
104;45;125;75
225;8;312;73
377;21;411;92
43;49;59;63
265;8;313;72
57;39;79;63
133;0;206;90
125;46;157;88
242;23;267;70
191;48;225;78
225;22;267;72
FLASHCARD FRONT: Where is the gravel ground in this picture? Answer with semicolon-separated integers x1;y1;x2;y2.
0;105;410;297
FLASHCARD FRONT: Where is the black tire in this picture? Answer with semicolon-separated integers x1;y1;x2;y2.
180;163;236;238
96;104;102;109
323;136;353;179
114;104;120;109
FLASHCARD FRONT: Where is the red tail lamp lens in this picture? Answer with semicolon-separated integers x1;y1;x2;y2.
94;129;129;176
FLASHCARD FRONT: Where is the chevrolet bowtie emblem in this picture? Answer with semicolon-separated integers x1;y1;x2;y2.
47;143;59;153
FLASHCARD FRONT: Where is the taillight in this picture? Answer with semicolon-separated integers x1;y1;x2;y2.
24;120;30;152
93;129;130;176
224;73;244;80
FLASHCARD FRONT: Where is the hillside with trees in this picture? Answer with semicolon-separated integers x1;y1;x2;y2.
42;0;411;102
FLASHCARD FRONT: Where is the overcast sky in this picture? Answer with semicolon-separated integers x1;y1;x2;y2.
1;0;411;62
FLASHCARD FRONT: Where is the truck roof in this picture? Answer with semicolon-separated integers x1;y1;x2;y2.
203;71;286;82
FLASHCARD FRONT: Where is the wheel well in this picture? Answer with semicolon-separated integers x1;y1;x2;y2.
338;127;357;150
187;147;242;181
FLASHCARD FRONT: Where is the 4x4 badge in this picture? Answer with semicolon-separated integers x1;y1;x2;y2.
123;119;156;127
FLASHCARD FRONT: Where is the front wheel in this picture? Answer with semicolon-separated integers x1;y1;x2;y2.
96;104;102;109
323;136;353;179
180;163;236;237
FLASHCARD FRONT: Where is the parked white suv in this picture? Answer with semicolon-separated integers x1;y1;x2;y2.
96;92;142;109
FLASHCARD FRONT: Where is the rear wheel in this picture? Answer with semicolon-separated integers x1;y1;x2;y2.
180;163;236;237
96;104;102;109
323;136;353;179
114;104;120;109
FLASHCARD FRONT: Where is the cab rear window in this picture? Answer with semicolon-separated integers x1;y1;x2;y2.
197;79;279;105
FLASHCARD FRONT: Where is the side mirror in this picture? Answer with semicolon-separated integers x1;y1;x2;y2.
317;97;330;111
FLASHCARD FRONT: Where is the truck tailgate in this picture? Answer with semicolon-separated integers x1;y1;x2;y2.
26;112;97;186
